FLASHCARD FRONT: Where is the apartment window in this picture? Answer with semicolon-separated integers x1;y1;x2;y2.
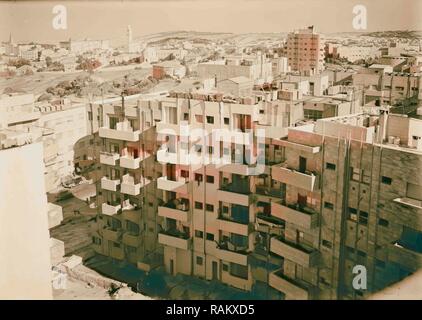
180;170;189;178
230;263;248;280
324;202;334;210
326;162;336;170
183;113;189;121
222;206;229;214
195;202;203;210
206;116;214;124
195;173;203;182
92;237;101;245
109;116;118;129
206;204;214;212
348;207;358;222
195;230;204;238
359;211;369;225
88;111;93;121
208;146;214;154
196;256;203;266
224;117;230;125
222;263;229;272
322;239;333;249
378;218;389;227
206;175;214;184
113;242;121;248
381;176;392;185
206;233;214;241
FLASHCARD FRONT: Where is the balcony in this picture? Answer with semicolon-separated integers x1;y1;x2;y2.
217;130;253;146
120;174;142;196
156;122;188;136
270;237;318;268
388;242;422;272
102;228;122;242
101;177;120;192
99;151;120;166
393;197;422;212
276;139;321;154
269;269;310;300
217;216;251;236
157;148;190;165
255;185;284;199
122;232;139;247
120;156;140;169
158;230;191;250
102;202;121;216
158;201;189;222
219;163;263;176
217;247;248;266
99;122;140;142
271;201;318;229
217;183;251;206
157;176;189;194
272;163;319;192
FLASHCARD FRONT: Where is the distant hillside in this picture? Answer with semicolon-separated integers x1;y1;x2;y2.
364;30;422;39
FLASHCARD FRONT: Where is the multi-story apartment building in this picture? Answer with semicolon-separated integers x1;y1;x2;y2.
92;93;167;271
91;85;421;299
92;88;303;296
286;26;325;75
352;65;422;108
266;110;422;299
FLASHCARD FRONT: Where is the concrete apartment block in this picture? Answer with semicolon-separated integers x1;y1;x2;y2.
91;88;422;300
0;142;53;299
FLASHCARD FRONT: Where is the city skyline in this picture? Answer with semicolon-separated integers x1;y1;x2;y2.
1;0;422;44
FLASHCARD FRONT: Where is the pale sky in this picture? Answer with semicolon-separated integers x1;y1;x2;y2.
1;0;421;44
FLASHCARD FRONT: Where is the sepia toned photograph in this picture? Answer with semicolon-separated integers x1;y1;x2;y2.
0;0;422;305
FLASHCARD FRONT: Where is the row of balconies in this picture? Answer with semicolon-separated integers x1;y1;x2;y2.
99;123;140;142
101;175;151;196
102;227;139;247
100;151;151;169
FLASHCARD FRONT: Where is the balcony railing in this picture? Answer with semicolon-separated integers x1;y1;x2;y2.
272;163;319;191
158;229;191;250
388;241;422;271
122;232;139;247
120;156;140;169
217;215;251;236
158;200;189;222
101;177;120;192
269;269;310;300
217;241;249;266
255;185;284;198
157;176;189;193
270;236;318;268
102;202;121;216
99;151;120;166
99;122;140;142
271;201;318;229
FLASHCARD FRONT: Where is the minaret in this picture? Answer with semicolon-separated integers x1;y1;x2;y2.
127;25;132;52
9;32;14;45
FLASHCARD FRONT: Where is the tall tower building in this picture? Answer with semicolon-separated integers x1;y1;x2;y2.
286;26;325;75
127;25;132;51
